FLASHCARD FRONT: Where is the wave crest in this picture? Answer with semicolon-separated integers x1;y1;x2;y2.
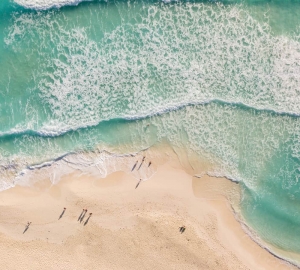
5;3;300;135
13;0;90;10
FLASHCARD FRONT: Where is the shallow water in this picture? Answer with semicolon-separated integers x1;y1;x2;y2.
1;0;300;264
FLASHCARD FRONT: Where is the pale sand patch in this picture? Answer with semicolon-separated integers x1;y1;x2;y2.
0;160;296;269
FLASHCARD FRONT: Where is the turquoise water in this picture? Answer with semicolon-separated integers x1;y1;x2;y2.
2;0;300;263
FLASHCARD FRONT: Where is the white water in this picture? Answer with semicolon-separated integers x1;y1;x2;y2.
5;4;300;136
13;0;90;10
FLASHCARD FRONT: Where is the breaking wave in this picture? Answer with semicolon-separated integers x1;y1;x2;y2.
5;3;300;135
13;0;91;10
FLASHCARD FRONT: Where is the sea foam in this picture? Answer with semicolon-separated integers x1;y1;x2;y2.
13;0;90;10
5;3;300;136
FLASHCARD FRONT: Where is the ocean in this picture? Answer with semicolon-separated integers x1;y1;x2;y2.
1;0;300;265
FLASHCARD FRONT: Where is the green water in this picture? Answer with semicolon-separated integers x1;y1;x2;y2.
2;0;300;264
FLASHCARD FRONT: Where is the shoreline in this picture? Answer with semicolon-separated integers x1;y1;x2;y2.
231;200;300;269
0;151;297;269
233;206;300;269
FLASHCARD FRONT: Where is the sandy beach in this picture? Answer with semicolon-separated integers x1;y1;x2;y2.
0;157;297;270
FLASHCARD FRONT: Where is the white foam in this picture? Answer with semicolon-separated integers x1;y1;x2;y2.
4;2;300;192
5;3;300;136
13;0;90;10
11;150;157;189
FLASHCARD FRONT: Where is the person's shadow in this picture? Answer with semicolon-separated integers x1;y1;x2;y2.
78;209;85;221
84;213;92;226
137;157;145;171
23;222;31;234
135;179;142;189
131;161;138;171
179;226;186;234
80;210;87;223
58;208;66;220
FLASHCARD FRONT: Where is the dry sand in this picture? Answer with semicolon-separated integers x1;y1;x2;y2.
0;158;297;270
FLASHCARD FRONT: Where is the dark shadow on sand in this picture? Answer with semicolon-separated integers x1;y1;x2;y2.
23;222;31;234
80;210;87;223
78;209;85;221
131;161;138;171
137;157;145;170
179;226;186;234
84;214;92;226
59;208;66;220
135;179;142;189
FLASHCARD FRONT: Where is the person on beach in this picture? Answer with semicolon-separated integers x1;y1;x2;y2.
179;226;186;233
78;209;85;221
131;161;138;171
148;161;152;167
135;179;142;189
138;156;145;170
80;209;87;223
23;222;31;234
84;213;92;226
59;207;66;220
